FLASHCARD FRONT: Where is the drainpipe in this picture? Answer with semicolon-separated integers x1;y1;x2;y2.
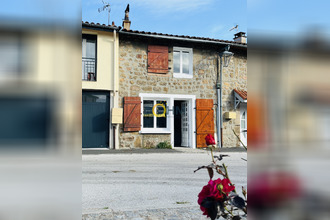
216;46;233;148
217;45;232;148
216;56;223;148
112;29;118;149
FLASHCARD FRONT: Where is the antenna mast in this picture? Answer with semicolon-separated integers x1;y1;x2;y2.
229;24;239;33
98;0;111;25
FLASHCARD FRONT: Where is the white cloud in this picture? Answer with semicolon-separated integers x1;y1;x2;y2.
210;25;224;34
83;0;101;6
132;0;215;14
84;0;216;21
208;25;227;38
248;0;270;12
207;24;242;40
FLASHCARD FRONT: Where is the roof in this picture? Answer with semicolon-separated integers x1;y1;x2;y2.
82;21;121;31
120;28;247;47
82;21;247;48
234;89;247;100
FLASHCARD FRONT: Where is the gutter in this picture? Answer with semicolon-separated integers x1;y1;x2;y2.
119;31;247;49
82;23;121;32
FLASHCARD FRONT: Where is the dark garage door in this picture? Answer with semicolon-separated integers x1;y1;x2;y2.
82;91;110;148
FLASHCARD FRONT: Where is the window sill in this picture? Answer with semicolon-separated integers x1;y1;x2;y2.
140;129;171;134
147;73;170;77
173;73;193;79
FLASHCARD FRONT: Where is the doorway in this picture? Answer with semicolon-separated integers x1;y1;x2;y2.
174;100;189;147
82;91;110;148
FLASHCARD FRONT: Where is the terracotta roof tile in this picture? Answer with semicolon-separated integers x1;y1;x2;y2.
234;89;247;100
82;21;247;46
120;28;247;46
82;21;120;30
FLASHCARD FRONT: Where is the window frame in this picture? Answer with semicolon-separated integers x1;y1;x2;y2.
173;46;193;79
0;32;26;78
140;98;171;133
82;34;97;81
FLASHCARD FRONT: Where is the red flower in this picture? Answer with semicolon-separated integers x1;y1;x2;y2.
198;183;212;217
205;134;216;146
249;172;301;209
198;178;235;217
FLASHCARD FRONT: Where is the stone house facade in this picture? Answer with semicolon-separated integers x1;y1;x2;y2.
118;29;247;149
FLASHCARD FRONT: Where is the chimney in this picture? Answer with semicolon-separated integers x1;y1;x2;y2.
234;32;247;43
122;4;131;30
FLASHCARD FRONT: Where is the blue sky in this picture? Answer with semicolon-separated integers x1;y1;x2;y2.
0;0;80;25
82;0;247;41
1;0;329;41
248;0;330;37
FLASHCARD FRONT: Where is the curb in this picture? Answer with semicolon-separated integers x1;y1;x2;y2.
82;147;246;155
82;206;208;220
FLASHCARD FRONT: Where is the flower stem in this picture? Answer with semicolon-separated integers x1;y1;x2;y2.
224;206;234;216
222;163;237;193
232;129;247;150
209;146;215;163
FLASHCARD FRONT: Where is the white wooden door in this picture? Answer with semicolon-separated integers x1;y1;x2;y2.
240;104;247;146
181;101;189;147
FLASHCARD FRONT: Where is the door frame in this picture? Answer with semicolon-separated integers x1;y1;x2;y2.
139;93;196;149
82;90;111;149
180;101;189;147
240;103;247;147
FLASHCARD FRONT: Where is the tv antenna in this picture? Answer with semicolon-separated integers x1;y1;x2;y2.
98;0;111;25
229;24;239;32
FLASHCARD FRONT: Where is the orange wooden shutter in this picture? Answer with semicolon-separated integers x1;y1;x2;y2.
196;99;215;148
148;45;168;73
123;97;141;132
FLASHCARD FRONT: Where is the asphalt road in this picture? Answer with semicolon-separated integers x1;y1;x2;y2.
82;149;247;215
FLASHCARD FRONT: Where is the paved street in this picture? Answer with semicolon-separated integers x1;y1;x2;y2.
82;149;247;219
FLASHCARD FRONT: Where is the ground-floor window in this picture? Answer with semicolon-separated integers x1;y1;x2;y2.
139;93;196;148
142;99;169;132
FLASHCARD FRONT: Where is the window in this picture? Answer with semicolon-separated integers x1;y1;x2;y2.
82;34;96;81
142;99;169;133
173;47;193;78
0;33;26;78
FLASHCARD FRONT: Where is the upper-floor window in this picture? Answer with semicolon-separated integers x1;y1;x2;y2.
82;34;96;81
0;33;26;79
173;47;193;78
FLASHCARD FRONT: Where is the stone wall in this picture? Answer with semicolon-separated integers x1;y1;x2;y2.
120;132;170;149
118;38;247;148
222;53;247;147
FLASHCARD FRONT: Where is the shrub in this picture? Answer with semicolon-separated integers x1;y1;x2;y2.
156;141;172;149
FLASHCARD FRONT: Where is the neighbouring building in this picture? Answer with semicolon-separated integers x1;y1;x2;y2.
117;11;247;149
0;21;81;152
82;22;121;149
249;34;330;149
